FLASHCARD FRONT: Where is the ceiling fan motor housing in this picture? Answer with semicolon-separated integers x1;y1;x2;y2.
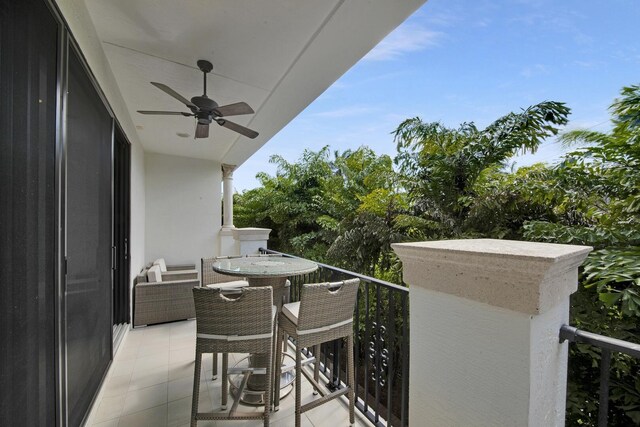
191;96;218;111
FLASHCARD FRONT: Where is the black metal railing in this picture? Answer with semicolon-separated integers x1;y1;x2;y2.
560;325;640;426
260;248;410;426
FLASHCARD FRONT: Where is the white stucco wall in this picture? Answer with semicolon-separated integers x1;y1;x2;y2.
130;143;145;277
145;152;221;267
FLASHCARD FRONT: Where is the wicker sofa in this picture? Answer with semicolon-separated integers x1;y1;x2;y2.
133;261;199;327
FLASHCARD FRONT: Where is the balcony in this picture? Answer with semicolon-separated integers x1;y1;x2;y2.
85;245;640;427
4;2;639;426
87;251;408;427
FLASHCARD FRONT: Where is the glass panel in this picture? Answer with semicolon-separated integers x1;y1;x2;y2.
65;48;113;427
0;1;58;425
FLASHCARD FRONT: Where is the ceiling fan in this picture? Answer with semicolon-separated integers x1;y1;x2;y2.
137;59;259;139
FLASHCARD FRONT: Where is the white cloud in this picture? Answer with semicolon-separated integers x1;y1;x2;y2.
364;24;442;61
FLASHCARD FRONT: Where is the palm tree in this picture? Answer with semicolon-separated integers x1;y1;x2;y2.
392;100;570;236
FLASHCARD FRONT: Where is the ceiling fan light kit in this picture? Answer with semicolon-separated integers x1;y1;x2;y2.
137;59;259;140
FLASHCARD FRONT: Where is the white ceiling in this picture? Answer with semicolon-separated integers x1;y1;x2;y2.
84;0;426;166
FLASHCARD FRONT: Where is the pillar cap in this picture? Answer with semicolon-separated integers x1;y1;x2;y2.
232;227;271;241
392;239;592;314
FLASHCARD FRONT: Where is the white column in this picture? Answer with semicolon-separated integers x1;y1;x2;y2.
221;164;236;229
233;227;271;255
392;239;591;427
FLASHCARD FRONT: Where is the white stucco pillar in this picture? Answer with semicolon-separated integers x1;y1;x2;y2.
392;239;591;427
221;163;236;229
219;164;236;255
233;227;271;255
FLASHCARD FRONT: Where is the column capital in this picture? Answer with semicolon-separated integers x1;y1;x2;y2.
222;163;236;179
392;239;591;315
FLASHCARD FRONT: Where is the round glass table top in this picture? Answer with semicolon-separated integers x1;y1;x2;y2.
212;255;318;278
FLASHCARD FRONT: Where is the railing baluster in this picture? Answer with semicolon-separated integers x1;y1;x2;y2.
598;349;611;427
354;285;361;411
374;282;381;423
363;282;371;414
401;291;409;427
386;290;395;426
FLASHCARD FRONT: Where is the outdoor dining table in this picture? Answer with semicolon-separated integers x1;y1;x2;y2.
211;254;318;405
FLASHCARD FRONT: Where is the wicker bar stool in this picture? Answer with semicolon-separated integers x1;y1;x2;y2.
200;256;250;380
274;278;360;427
191;286;276;427
201;256;249;289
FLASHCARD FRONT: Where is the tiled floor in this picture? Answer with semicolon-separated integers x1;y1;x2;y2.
88;320;371;427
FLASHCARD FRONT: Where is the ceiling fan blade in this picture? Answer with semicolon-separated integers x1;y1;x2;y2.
215;119;259;139
150;82;198;109
137;110;193;116
213;102;255;117
195;123;210;139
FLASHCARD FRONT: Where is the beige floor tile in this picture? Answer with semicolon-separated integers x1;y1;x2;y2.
129;365;169;391
169;360;204;382
92;394;126;423
114;347;139;362
109;361;136;378
102;374;131;398
304;400;353;427
118;404;167;427
138;343;170;358
167;392;214;427
169;347;195;364
169;337;194;351
122;382;168;416
133;353;169;371
168;376;199;402
91;418;119;427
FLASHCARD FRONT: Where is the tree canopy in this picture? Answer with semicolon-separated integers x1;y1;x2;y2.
234;84;640;424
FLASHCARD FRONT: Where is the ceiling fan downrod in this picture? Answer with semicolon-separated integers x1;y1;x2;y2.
197;59;213;97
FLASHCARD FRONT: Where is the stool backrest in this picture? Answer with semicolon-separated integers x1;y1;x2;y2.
201;256;242;286
192;286;273;337
297;278;360;331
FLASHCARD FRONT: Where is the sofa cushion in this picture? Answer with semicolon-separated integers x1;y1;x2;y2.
153;258;168;273
147;265;162;283
136;268;148;284
282;301;300;325
205;279;249;290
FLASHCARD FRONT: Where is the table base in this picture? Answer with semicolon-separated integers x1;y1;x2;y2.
229;354;295;406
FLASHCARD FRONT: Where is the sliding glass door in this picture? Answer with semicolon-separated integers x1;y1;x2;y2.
0;1;58;425
65;47;114;427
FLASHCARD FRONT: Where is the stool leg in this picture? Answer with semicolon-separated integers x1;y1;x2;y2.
313;344;320;395
264;347;273;426
221;353;229;410
191;351;202;427
295;347;302;427
347;334;355;426
212;352;218;380
273;328;283;411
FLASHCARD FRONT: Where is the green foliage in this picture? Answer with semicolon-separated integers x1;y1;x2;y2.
521;84;640;425
235;84;640;424
235;146;406;268
392;101;570;237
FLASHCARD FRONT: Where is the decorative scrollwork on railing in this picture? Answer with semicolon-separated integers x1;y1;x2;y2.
368;322;388;386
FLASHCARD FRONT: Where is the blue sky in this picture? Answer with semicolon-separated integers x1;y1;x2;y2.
234;0;640;191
